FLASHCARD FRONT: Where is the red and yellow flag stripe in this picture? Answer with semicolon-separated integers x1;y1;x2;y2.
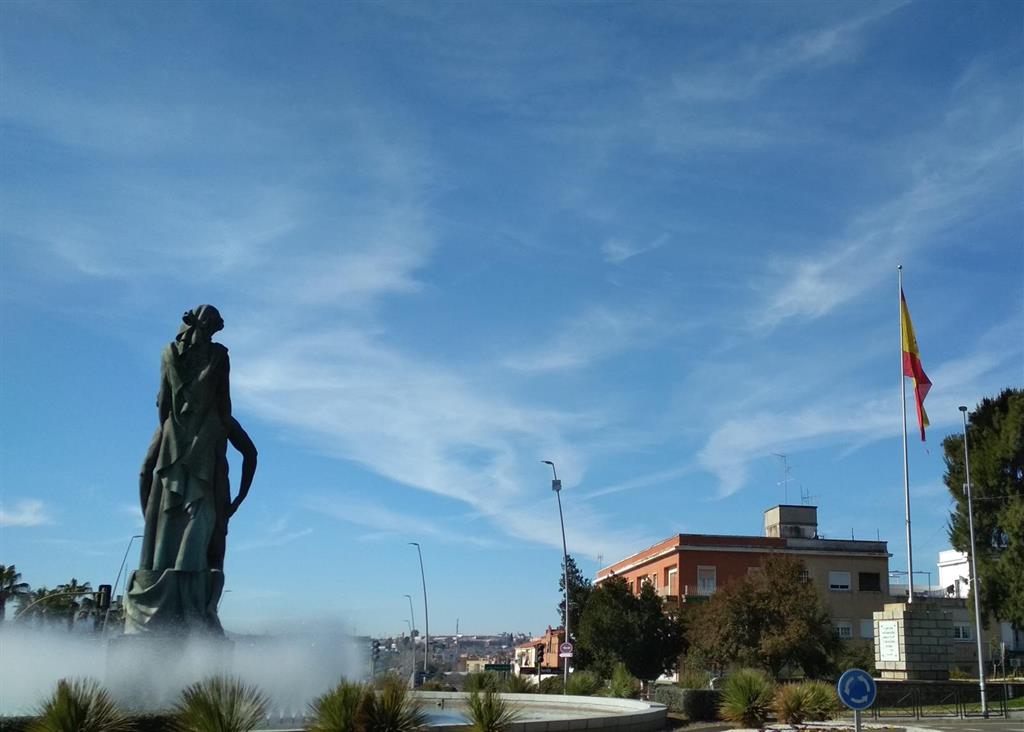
900;288;931;441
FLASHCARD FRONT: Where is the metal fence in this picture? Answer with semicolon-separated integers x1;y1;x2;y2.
868;681;1018;719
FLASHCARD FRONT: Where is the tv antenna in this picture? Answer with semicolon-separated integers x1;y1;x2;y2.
799;483;817;506
771;453;792;503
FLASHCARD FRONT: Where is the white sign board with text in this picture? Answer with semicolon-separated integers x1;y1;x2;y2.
877;620;900;662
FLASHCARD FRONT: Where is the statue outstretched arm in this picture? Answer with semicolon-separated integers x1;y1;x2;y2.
227;417;257;518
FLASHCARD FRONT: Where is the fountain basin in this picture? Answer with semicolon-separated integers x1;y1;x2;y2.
418;692;665;732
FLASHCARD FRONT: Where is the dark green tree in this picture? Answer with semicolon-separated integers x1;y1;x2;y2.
943;388;1024;627
0;564;31;621
576;576;684;683
688;555;837;678
557;555;593;632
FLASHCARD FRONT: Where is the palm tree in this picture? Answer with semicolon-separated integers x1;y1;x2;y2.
54;579;92;631
1;564;31;621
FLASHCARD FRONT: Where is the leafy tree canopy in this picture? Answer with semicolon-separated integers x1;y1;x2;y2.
576;576;684;682
688;555;837;678
943;388;1024;627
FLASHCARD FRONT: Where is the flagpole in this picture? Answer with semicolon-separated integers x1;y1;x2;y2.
899;264;915;604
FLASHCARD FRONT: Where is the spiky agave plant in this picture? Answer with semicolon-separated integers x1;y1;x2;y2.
466;690;521;732
308;679;370;732
361;674;426;732
173;675;270;732
772;682;813;724
29;678;133;732
718;668;774;729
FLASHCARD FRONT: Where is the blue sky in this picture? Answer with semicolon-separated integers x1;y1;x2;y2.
1;1;1021;638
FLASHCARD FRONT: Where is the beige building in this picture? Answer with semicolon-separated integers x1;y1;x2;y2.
598;505;891;642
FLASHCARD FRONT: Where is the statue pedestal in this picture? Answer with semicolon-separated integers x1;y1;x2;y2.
873;601;953;680
106;633;235;709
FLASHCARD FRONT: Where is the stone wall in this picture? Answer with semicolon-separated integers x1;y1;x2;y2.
873;601;953;680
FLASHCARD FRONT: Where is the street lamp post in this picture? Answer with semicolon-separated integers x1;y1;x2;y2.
959;405;988;718
409;543;429;677
542;460;570;694
103;534;143;633
403;594;417;673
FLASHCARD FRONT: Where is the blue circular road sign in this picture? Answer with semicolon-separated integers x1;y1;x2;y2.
837;668;876;711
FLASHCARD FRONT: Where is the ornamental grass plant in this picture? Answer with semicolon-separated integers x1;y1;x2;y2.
718;668;774;729
565;671;602;697
465;690;521;732
308;679;371;732
501;674;533;694
607;663;639;699
28;678;133;732
361;674;426;732
173;675;270;732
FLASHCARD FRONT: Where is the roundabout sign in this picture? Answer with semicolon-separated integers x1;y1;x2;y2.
837;668;876;732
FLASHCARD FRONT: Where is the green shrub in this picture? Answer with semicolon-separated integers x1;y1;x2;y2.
565;671;603;697
651;685;685;712
0;718;34;732
464;673;501;693
719;669;774;728
501;675;533;694
537;677;563;695
362;674;426;732
681;690;721;721
465;690;520;732
949;667;972;680
676;669;712;690
607;663;638;699
418;680;454;692
173;675;270;732
802;680;840;721
308;679;370;732
29;678;133;732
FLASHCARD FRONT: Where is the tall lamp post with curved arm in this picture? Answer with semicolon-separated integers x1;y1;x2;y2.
542;460;570;693
102;533;143;633
403;594;417;673
409;543;429;677
959;405;988;718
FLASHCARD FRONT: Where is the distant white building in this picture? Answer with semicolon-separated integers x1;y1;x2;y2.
936;549;1022;664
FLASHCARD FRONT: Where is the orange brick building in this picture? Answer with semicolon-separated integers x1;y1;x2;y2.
597;505;892;643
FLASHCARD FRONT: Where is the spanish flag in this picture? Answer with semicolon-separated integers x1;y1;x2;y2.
900;288;931;441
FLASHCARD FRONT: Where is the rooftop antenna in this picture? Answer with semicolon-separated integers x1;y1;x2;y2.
771;453;792;503
596;553;603;568
799;483;817;506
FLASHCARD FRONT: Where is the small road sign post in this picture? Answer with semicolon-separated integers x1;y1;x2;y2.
837;668;876;732
558;642;573;658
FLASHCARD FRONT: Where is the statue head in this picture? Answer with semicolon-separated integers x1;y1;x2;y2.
177;304;224;346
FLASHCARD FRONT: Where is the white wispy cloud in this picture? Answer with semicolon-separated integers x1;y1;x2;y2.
755;75;1021;329
696;320;1021;497
0;499;53;528
501;305;662;373
601;234;669;265
670;3;906;103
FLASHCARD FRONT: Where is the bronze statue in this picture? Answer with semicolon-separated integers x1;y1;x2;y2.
124;305;256;635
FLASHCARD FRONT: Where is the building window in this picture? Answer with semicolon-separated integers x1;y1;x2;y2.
859;572;881;592
953;624;972;641
697;566;717;595
859;620;874;639
834;621;853;640
666;568;677;595
828;571;851;591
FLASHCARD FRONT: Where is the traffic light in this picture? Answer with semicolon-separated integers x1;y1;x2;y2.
372;639;381;661
96;584;112;611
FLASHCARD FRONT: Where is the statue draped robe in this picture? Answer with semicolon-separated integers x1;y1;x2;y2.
125;340;231;635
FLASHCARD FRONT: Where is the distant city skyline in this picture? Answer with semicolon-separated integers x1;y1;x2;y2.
2;1;1021;636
